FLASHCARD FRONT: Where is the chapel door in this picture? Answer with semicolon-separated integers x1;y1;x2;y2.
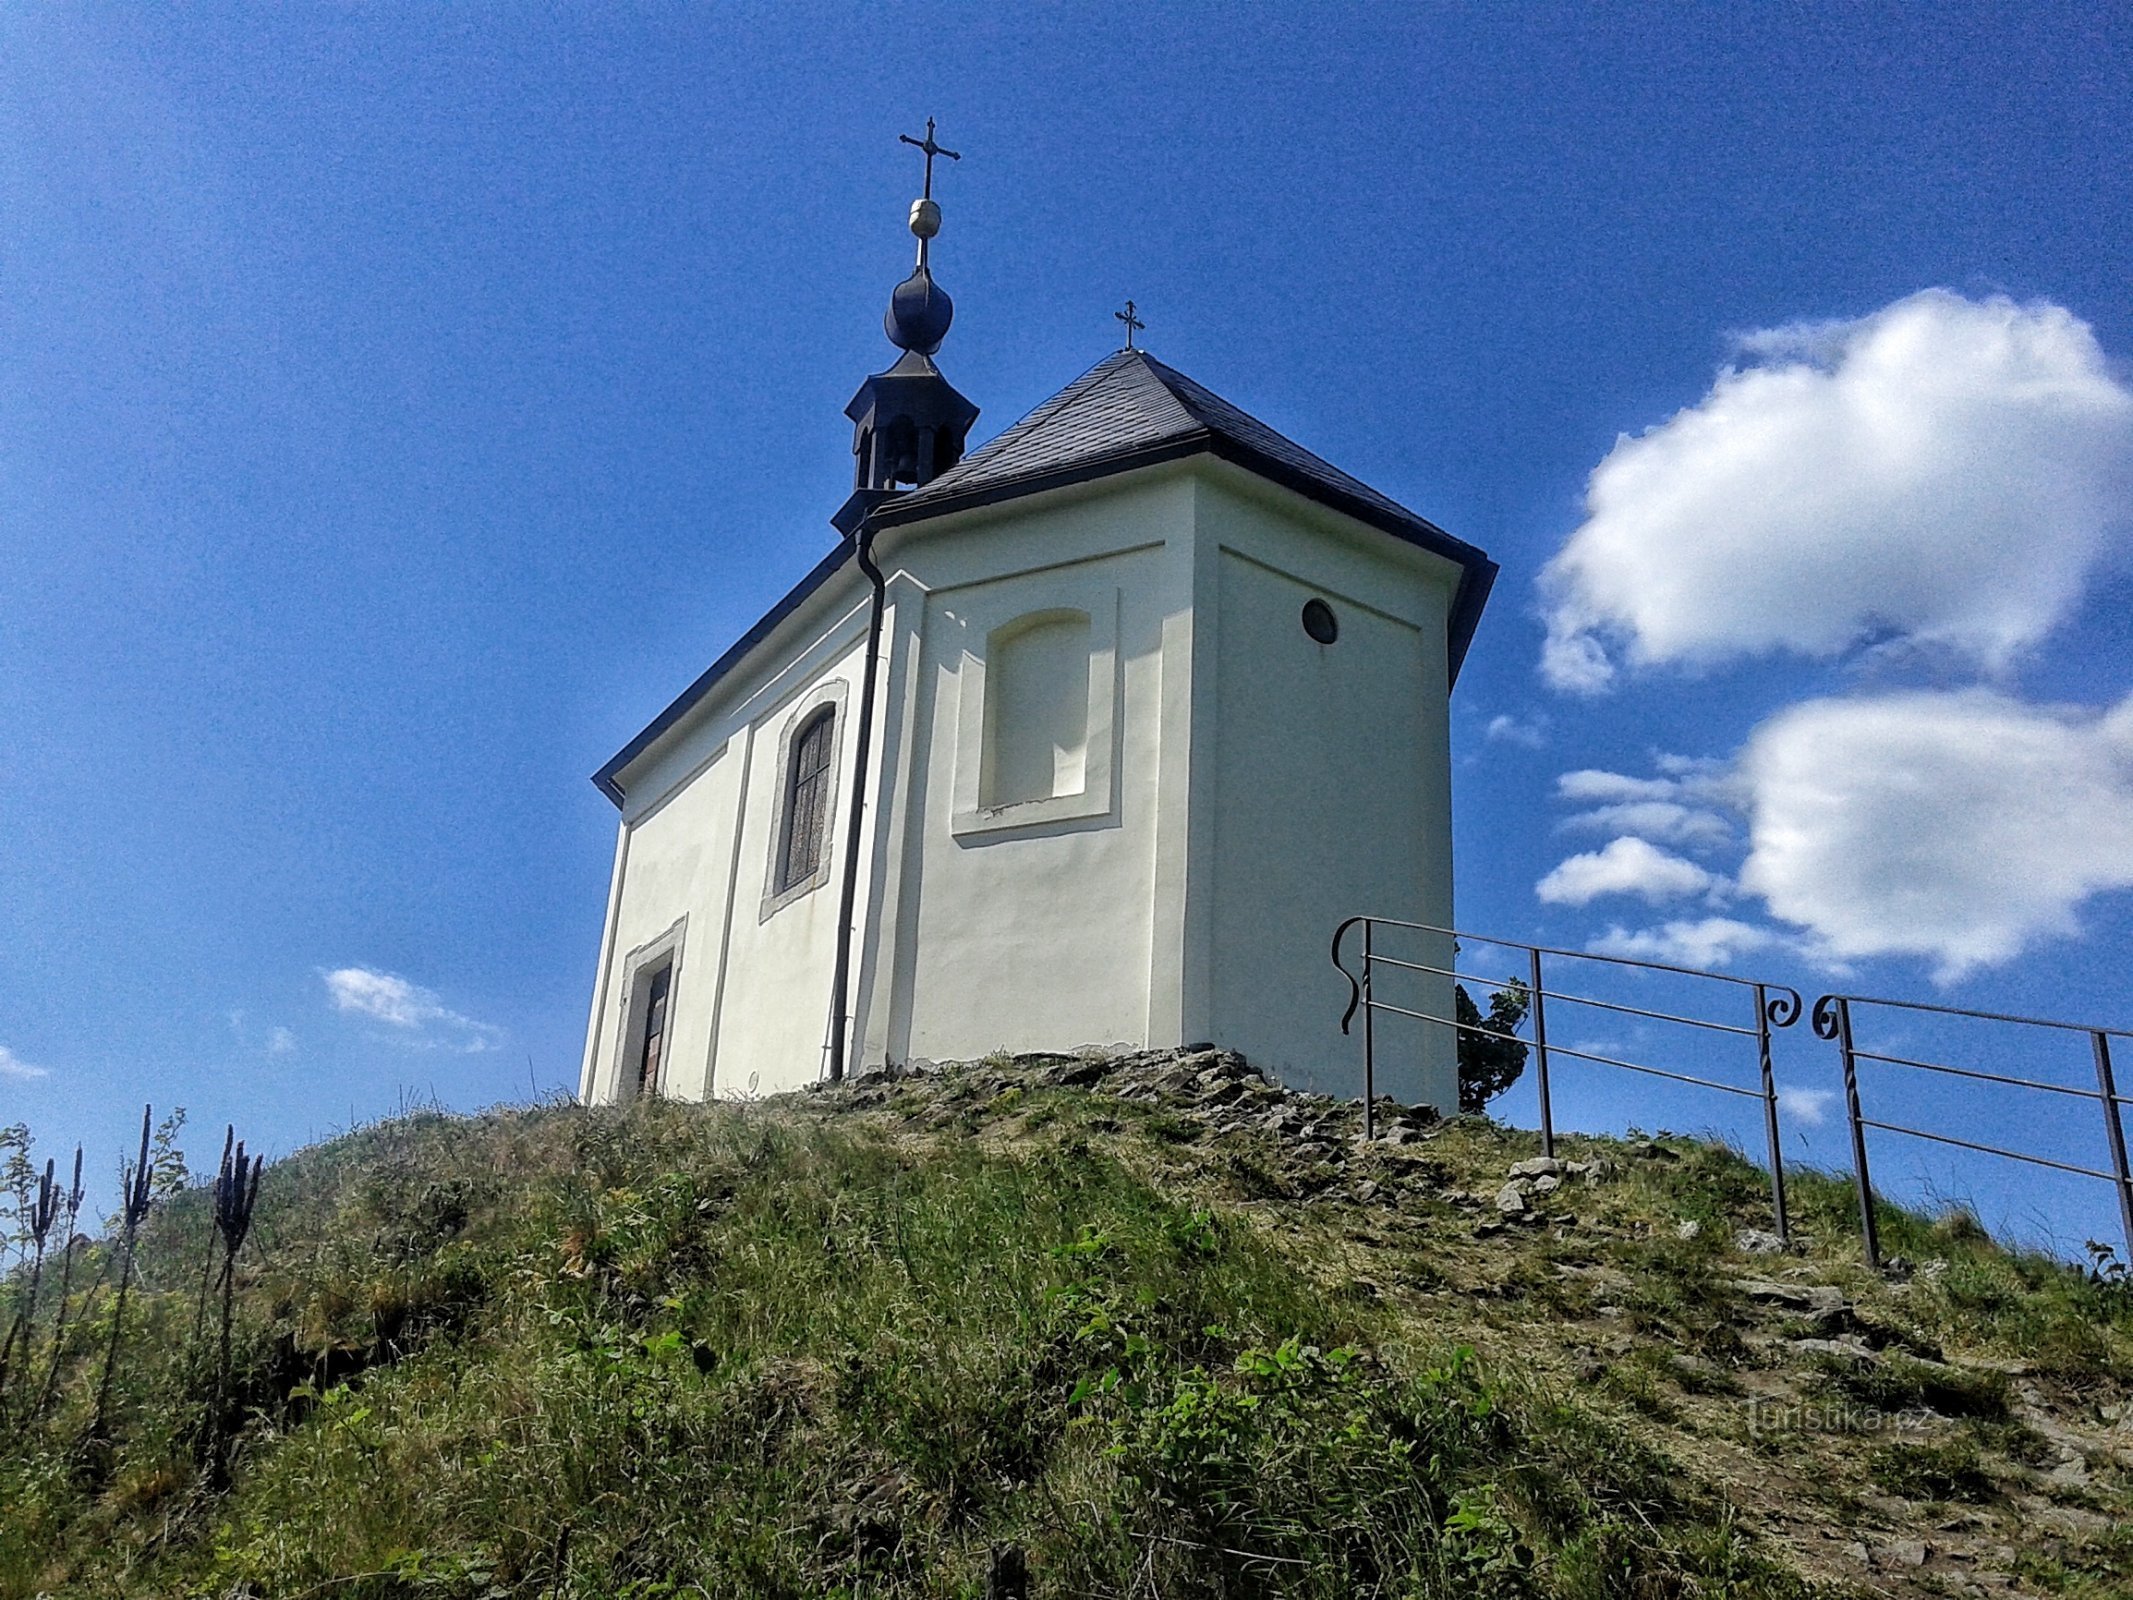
636;965;672;1097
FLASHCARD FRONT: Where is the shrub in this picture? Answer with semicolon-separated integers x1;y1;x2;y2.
1456;982;1530;1113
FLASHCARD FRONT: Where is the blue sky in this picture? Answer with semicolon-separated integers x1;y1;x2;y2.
4;6;2130;1254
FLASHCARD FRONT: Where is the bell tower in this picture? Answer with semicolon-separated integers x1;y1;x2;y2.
834;120;980;536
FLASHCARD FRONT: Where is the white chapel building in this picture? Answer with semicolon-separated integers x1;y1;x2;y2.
578;151;1496;1112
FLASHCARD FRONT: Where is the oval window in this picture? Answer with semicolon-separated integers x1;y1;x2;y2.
1301;598;1339;644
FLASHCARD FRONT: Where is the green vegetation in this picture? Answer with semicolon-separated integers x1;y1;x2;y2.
1866;1437;1994;1503
1455;980;1531;1112
1;1052;2128;1598
1804;1346;2010;1420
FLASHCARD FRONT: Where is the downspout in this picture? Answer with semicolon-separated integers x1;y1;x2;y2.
827;521;887;1083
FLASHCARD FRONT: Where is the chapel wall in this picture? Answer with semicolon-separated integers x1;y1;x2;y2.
702;634;875;1098
874;472;1197;1063
1192;472;1461;1109
587;739;746;1102
582;613;876;1105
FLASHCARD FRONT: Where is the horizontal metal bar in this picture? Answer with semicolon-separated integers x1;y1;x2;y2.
1363;954;1521;991
1825;992;2132;1042
1857;1118;2118;1183
1536;987;1758;1039
1346;916;1780;991
1360;1000;1762;1098
1361;1001;1513;1041
1365;953;1756;1038
1850;1047;2106;1103
1565;1052;1765;1099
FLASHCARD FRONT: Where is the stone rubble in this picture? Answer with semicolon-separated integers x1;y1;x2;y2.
825;1052;1636;1232
1507;1155;1563;1179
821;1046;1451;1207
1733;1279;1848;1317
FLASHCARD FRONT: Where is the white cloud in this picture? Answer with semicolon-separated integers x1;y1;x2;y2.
1537;836;1726;907
1561;800;1734;852
1557;769;1679;804
323;966;502;1053
1485;713;1547;749
228;1009;298;1056
325;967;436;1026
1738;689;2133;981
1654;753;1730;781
1776;1086;1837;1127
1555;765;1736;850
0;1045;49;1081
1586;917;1785;971
1540;290;2133;692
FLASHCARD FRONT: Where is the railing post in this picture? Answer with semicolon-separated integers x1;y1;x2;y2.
2093;1031;2133;1264
1754;984;1789;1244
1528;945;1553;1159
1361;920;1376;1142
1831;997;1881;1270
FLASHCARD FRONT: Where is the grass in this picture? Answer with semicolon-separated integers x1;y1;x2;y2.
1866;1438;1995;1503
1784;1163;2133;1377
1;1060;2129;1598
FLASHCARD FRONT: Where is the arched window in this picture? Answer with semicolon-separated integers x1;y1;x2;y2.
983;610;1091;809
777;706;836;893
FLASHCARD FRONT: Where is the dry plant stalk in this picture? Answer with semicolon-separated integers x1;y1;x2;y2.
207;1125;263;1485
89;1106;156;1446
31;1146;86;1424
0;1156;59;1419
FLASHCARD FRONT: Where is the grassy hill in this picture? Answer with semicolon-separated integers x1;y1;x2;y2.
3;1047;2129;1598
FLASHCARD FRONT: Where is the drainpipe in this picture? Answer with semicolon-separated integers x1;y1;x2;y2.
827;521;887;1083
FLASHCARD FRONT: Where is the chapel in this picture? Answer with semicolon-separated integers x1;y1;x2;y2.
577;130;1496;1111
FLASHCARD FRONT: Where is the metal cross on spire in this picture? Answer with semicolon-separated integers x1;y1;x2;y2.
1115;300;1145;350
899;117;961;199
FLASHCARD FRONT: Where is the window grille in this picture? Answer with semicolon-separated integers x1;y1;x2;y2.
636;964;672;1097
779;708;836;892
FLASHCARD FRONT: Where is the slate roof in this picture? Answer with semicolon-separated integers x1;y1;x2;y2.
883;349;1460;549
595;349;1496;805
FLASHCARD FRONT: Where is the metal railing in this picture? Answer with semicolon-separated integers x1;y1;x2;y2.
1811;993;2133;1268
1331;918;1803;1239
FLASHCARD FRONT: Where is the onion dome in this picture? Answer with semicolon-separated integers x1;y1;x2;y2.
886;266;954;356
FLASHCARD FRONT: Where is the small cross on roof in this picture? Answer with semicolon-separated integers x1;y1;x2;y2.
1115;300;1145;349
